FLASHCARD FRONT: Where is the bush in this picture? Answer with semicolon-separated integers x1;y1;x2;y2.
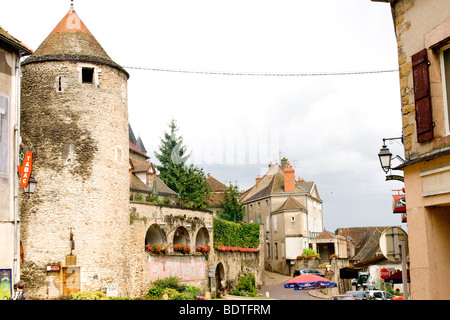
232;273;257;297
163;288;179;299
153;276;183;291
147;277;203;300
146;286;164;300
172;291;197;300
70;291;108;300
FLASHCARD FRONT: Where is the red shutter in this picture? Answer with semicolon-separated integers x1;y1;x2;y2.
412;49;433;143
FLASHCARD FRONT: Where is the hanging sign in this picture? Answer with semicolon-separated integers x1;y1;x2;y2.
392;194;406;213
18;152;33;188
386;175;404;182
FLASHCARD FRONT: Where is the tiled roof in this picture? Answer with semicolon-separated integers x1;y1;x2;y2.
242;163;318;203
206;174;228;207
22;6;128;77
338;226;397;262
129;141;149;159
316;229;336;240
0;26;32;54
273;195;306;212
206;174;228;192
129;159;153;173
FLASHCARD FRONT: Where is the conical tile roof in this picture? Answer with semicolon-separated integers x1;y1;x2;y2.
22;5;128;77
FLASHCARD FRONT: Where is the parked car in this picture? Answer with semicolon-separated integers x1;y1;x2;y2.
329;294;355;300
293;268;325;277
344;290;365;300
363;290;394;300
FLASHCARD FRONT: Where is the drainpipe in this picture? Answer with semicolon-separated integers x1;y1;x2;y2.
269;197;273;272
12;52;23;285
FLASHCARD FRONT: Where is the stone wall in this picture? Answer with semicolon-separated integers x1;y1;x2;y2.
128;202;263;298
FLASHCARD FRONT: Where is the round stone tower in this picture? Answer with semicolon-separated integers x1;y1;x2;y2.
19;4;131;298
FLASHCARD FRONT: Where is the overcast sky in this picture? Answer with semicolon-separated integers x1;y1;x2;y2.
2;0;407;232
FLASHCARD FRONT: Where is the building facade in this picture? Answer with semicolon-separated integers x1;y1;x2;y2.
0;27;32;296
373;0;450;299
241;159;323;275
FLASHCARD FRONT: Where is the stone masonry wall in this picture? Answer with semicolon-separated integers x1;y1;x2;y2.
128;202;263;298
19;60;130;298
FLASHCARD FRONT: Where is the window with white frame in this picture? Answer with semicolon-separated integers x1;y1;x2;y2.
441;43;450;135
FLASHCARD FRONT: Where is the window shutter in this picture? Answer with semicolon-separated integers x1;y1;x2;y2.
412;49;434;143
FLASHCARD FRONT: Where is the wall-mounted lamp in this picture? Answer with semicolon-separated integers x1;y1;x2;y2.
207;225;213;232
23;176;37;198
378;137;404;174
159;222;166;229
186;224;192;231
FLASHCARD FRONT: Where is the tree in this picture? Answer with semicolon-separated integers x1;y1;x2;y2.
218;183;245;222
178;164;211;209
154;119;189;193
154;119;211;208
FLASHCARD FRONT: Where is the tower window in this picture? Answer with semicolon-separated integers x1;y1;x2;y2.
82;67;94;83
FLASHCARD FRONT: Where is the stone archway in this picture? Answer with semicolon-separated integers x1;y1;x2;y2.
215;262;226;297
145;224;166;246
173;226;190;245
195;226;210;247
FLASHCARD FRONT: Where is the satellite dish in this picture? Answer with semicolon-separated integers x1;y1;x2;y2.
379;227;408;262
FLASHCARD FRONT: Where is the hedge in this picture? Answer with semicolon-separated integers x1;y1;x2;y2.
213;218;259;249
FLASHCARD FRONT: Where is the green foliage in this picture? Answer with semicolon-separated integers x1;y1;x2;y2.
154;119;211;208
302;248;320;257
70;291;108;300
218;183;245;222
177;164;212;209
231;273;257;297
146;286;164;300
153;276;183;291
213;218;259;249
163;288;179;299
297;248;320;259
146;277;202;300
154;119;189;189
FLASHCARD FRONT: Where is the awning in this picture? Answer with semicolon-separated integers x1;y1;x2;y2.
385;270;410;284
339;255;387;279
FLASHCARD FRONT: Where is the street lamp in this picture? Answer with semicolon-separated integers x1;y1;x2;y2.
378;144;393;173
378;137;403;174
23;176;37;198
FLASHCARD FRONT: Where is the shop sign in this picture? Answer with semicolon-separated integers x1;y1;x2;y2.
392;194;406;213
18;152;33;188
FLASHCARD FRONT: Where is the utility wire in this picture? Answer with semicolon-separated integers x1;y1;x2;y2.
122;65;399;77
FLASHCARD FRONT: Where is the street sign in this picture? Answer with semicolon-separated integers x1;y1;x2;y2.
379;227;408;262
379;268;390;280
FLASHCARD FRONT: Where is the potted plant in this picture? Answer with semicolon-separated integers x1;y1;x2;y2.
173;244;190;254
145;243;168;254
195;244;211;254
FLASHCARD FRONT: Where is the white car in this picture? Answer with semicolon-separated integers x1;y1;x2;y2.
363;290;394;300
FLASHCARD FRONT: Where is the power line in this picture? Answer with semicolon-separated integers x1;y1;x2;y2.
122;65;399;77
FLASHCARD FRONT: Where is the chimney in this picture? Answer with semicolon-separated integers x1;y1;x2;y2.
281;157;288;169
283;161;295;192
255;174;261;184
